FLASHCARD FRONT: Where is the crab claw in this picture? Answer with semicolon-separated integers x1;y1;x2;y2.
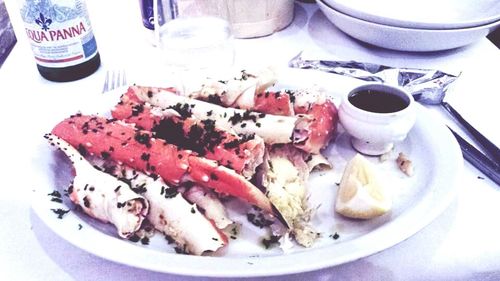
187;156;273;214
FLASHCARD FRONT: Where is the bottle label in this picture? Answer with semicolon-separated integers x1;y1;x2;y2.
20;0;98;68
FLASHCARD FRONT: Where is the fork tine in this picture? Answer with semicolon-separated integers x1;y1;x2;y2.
102;70;110;93
103;70;127;93
112;70;118;90
113;71;119;90
122;70;127;87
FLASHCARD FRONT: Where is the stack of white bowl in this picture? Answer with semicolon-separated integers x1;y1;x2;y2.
317;0;500;52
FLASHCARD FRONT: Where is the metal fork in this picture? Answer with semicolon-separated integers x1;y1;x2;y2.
102;69;127;93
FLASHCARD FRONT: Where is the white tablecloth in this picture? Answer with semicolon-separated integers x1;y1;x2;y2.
1;1;499;280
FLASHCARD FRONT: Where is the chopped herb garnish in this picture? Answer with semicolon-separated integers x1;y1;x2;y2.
167;103;193;119
223;133;255;150
152;117;225;156
207;94;223;105
160;186;178;199
330;232;340;240
247;212;273;228
228;113;242;125
51;208;70;219
132;183;147;194
284;89;296;103
48;190;63;203
77;144;88;156
134;131;152;148
101;151;111;159
83;196;90;208
174;245;188;254
164;234;175;244
305;154;313;162
128;234;141;242
141;152;151;161
50;198;63;203
262;235;281;249
131;104;145;116
48;190;62;198
141;237;150;245
230;225;239;236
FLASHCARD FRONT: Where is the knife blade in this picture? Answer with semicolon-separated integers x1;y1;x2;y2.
449;127;500;186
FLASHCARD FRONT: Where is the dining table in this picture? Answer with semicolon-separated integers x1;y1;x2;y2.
1;0;499;280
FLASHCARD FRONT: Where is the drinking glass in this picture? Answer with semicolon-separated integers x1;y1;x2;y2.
153;0;235;73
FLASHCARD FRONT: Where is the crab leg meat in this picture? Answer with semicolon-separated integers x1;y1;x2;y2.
178;69;340;154
293;100;338;154
45;133;149;239
111;89;265;178
91;159;227;255
182;184;234;229
51;114;273;214
182;68;277;109
131;86;297;145
255;144;319;247
130;85;336;153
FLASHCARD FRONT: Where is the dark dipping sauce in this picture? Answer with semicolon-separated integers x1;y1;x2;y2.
349;89;409;113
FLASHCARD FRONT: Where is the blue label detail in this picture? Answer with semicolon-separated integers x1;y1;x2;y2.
35;12;52;31
21;0;79;24
83;36;97;57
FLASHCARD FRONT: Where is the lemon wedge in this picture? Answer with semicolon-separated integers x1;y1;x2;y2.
335;154;391;219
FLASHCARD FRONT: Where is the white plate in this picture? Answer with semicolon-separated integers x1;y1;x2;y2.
323;0;500;29
318;0;500;52
31;68;462;277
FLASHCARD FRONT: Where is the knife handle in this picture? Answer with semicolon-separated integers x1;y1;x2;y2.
449;128;500;186
442;102;500;166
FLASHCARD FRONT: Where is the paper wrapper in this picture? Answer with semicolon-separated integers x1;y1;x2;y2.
288;53;460;104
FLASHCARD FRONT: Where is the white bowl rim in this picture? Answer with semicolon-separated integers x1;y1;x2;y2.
319;0;500;33
322;0;500;30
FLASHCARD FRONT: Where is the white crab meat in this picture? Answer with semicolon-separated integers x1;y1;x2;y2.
183;67;277;109
183;185;234;229
256;145;320;247
45;133;148;239
132;85;297;145
99;161;227;255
